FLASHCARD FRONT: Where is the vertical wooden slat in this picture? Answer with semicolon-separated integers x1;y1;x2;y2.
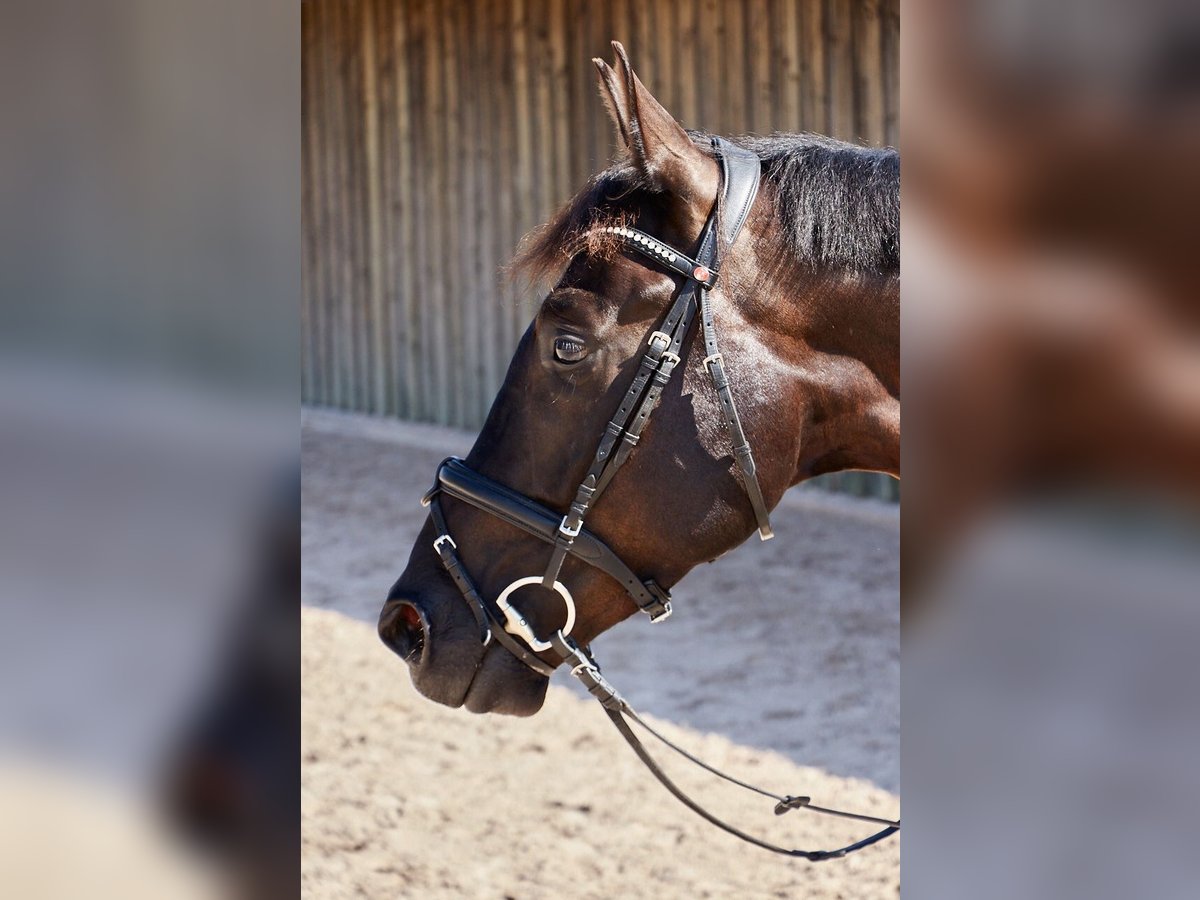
318;0;335;408
854;0;885;147
572;0;590;179
300;4;316;404
345;0;368;411
566;0;590;184
747;0;772;135
653;1;676;128
440;0;464;426
422;0;451;422
697;0;721;130
608;0;630;68
328;0;351;408
548;0;571;214
511;0;534;343
312;0;330;407
719;0;745;136
629;0;655;126
466;0;488;424
410;0;435;420
371;0;394;415
826;0;855;141
586;0;610;175
379;0;403;417
775;0;803;133
881;0;898;147
317;0;336;408
532;0;555;221
531;0;556;322
800;0;827;133
353;0;372;410
393;0;412;417
360;0;387;414
675;0;698;130
493;0;518;367
462;0;489;424
460;2;480;424
393;0;419;419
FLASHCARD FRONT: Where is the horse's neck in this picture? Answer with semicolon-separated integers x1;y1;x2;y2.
787;274;900;480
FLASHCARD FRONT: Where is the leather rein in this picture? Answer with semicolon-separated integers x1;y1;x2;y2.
421;137;899;861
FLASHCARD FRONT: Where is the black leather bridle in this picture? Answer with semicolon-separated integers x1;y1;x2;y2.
420;137;899;861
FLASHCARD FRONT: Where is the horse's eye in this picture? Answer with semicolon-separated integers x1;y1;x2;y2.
553;335;588;363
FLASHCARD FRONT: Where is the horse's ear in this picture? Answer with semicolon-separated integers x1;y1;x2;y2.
593;52;633;150
593;41;719;212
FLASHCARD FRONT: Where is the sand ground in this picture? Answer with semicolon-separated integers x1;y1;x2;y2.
302;409;899;898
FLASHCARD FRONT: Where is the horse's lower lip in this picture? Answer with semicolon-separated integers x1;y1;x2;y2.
461;648;549;716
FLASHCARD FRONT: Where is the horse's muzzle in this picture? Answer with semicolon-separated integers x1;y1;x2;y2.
379;583;549;716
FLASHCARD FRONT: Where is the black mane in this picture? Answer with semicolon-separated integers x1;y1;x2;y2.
735;133;898;277
513;132;899;288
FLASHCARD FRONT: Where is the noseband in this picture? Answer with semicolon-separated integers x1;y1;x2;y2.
420;137;899;861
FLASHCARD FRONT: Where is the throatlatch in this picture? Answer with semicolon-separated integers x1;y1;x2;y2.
419;137;898;860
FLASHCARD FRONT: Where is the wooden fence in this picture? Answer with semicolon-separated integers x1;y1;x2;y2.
302;0;899;497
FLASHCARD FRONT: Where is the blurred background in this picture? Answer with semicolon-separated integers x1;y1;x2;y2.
301;0;901;499
0;0;296;898
902;0;1200;897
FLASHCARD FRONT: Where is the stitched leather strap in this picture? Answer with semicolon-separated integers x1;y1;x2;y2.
700;288;774;540
432;458;672;621
603;705;899;861
546;633;899;861
540;261;702;595
704;137;773;539
427;494;557;676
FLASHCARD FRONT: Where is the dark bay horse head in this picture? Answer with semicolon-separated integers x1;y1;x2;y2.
380;43;899;715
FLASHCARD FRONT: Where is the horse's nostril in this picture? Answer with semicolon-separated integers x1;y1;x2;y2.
399;604;425;652
381;601;428;665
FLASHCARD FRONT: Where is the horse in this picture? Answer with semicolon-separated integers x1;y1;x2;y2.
379;42;898;720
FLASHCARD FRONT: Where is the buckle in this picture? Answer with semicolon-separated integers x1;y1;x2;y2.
702;352;723;369
648;601;673;623
647;330;671;352
558;515;582;538
660;350;681;367
432;534;457;553
642;580;673;622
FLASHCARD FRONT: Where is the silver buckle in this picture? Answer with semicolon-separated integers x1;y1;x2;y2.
432;534;457;552
559;515;582;538
647;330;671;352
660;350;682;367
703;352;723;369
648;601;673;623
